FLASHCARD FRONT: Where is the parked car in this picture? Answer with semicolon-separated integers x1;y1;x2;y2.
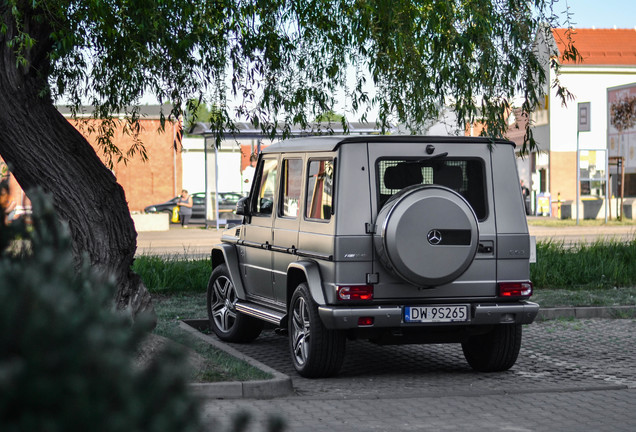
207;135;539;378
213;192;244;216
144;192;242;220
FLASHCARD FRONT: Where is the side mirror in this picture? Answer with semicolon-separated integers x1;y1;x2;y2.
236;196;250;216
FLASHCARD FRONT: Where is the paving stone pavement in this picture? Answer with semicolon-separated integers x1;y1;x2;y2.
200;388;636;432
199;318;636;431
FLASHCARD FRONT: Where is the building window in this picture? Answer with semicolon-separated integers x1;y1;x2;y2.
579;150;607;198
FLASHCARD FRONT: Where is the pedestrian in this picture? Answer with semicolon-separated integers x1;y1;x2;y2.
243;153;258;195
520;179;531;215
177;189;193;228
0;180;16;225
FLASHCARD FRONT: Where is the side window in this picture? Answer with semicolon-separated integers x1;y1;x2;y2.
306;159;334;221
280;159;303;218
253;158;278;216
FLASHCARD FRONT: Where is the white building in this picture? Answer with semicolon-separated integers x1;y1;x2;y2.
181;136;256;196
527;28;636;218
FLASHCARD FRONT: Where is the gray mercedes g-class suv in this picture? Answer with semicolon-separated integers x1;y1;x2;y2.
207;135;538;378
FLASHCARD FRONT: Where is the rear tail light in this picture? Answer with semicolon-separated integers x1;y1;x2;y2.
337;285;374;301
498;282;533;297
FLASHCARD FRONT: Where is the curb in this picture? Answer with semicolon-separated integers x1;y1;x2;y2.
179;319;294;400
537;305;636;320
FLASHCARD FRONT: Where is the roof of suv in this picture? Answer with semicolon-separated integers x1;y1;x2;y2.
262;135;515;153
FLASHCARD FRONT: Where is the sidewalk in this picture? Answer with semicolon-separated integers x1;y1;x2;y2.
527;222;635;244
136;225;225;258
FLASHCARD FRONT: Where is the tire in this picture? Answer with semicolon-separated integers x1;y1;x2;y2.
206;264;263;342
461;324;522;372
374;185;479;287
288;283;346;378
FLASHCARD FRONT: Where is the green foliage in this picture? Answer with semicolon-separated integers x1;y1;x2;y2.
531;239;636;289
0;193;201;432
133;255;212;294
2;0;579;156
314;110;347;125
184;98;214;132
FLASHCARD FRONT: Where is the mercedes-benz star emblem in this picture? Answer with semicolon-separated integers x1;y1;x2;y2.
427;229;442;245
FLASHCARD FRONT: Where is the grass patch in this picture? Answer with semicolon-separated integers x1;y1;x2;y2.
137;257;272;383
531;239;636;289
152;293;271;382
532;287;636;308
529;238;636;309
133;254;211;294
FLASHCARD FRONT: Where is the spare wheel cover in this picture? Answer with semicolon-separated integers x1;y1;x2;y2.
374;185;479;286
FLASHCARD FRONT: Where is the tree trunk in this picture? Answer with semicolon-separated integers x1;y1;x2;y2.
0;9;154;322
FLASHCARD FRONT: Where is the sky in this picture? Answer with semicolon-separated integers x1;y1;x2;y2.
566;0;636;29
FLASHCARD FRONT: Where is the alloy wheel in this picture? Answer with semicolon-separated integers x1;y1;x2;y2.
210;275;237;333
291;296;311;366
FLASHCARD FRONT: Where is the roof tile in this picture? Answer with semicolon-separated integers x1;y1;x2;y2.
552;28;636;65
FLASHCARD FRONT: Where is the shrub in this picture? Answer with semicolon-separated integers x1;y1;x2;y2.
0;192;201;432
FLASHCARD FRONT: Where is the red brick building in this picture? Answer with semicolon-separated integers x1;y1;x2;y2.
1;105;182;217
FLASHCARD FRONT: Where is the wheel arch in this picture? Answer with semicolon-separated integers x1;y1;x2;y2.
287;261;326;308
210;244;247;299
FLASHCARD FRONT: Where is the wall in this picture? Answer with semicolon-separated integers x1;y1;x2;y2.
182;137;252;195
549;67;636;153
549;151;577;200
72;118;182;212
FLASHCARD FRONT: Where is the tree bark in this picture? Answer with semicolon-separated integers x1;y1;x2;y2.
0;7;154;322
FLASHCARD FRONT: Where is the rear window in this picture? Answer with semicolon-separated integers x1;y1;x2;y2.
377;158;488;220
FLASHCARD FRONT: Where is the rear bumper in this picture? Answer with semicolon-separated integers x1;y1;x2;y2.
318;301;539;330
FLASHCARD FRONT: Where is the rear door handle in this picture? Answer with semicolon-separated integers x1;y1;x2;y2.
478;243;493;254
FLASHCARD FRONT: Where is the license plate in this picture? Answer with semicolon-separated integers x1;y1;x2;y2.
404;305;469;323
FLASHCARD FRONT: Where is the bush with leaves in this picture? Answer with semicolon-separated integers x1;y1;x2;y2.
0;192;201;432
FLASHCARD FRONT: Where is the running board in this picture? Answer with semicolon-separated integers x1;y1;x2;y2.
236;301;286;326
